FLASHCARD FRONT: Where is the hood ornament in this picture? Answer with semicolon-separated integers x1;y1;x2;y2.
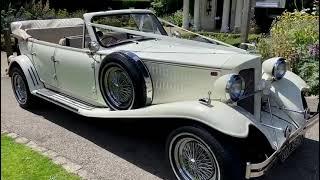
207;91;212;105
199;91;213;107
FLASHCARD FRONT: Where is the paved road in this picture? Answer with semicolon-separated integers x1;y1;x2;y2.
1;52;319;180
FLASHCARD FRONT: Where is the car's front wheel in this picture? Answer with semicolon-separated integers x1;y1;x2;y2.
166;126;245;180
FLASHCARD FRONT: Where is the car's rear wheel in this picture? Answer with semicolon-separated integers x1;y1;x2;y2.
166;126;245;180
11;67;36;108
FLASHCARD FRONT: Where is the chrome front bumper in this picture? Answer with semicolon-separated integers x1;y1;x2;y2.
245;113;319;179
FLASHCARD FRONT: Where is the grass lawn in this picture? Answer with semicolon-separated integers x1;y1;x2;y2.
1;135;80;180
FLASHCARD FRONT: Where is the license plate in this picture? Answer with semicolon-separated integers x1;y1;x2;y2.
279;135;304;162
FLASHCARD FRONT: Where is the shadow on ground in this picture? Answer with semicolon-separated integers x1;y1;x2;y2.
29;101;176;179
28;101;319;180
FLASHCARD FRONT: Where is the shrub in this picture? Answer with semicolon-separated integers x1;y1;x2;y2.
71;9;87;18
150;0;181;15
56;9;69;19
150;0;166;16
249;18;260;34
257;11;319;95
0;34;15;51
1;5;16;32
22;0;55;20
200;32;261;47
256;37;272;59
297;43;319;95
162;10;183;27
259;11;318;60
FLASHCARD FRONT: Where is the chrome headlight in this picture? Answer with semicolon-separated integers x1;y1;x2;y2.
226;75;245;101
272;59;287;80
262;57;287;80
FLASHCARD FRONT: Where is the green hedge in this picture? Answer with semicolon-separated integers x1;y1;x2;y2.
181;32;261;47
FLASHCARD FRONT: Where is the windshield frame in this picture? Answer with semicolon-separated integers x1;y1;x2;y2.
91;12;167;48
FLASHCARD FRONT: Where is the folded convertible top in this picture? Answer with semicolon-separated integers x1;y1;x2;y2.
10;18;84;40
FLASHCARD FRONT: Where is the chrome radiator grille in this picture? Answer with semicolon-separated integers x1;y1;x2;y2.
238;68;255;114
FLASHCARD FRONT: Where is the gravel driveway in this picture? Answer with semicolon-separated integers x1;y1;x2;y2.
1;52;319;180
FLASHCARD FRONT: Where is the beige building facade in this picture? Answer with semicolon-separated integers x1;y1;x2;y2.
182;0;285;32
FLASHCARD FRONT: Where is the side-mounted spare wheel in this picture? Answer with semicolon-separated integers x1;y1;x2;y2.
166;126;245;180
99;51;153;110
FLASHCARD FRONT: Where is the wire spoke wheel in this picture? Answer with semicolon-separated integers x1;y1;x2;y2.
104;66;134;109
170;133;220;180
13;73;28;104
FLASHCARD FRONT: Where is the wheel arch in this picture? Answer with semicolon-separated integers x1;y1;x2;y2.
8;55;43;92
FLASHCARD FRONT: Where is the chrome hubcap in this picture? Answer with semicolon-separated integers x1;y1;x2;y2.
172;134;220;180
104;66;134;109
13;74;27;104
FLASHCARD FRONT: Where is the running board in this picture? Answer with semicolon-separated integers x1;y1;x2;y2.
32;88;102;113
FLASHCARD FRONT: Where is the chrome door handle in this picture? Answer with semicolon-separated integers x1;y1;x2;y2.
51;56;59;63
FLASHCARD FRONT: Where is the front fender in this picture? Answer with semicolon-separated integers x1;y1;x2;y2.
270;71;308;126
8;55;43;92
79;100;256;138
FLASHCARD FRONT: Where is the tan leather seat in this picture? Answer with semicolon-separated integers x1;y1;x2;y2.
59;38;67;46
26;26;83;44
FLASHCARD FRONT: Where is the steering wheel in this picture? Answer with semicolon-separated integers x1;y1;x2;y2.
100;35;119;46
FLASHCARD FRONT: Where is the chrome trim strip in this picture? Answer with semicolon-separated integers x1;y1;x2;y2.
27;69;36;86
245;113;319;179
142;59;223;70
30;67;39;85
35;91;79;112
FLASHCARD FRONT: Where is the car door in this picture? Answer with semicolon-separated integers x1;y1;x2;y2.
53;46;97;101
32;42;57;87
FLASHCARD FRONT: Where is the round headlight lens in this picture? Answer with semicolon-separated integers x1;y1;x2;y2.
272;59;287;80
226;75;245;102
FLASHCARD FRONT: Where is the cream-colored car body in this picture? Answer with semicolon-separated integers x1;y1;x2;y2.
8;9;318;179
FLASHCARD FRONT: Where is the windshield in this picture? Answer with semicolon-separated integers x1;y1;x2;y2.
91;13;167;47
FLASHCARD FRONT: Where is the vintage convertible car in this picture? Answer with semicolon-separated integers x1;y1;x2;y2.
8;9;319;180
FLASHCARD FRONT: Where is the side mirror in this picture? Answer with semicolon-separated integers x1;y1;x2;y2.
88;41;100;53
240;42;256;51
172;31;182;38
240;42;258;54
